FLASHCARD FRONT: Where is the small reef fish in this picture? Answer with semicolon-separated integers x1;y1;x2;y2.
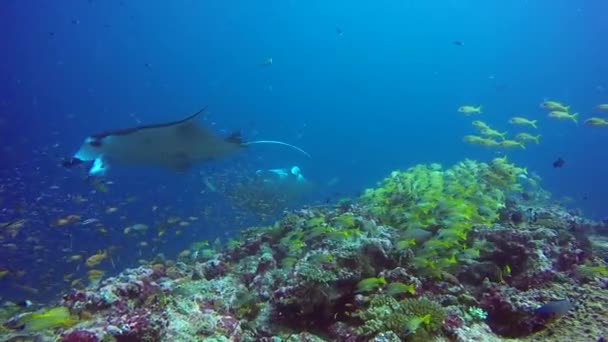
385;282;417;296
585;117;608;127
15;300;33;308
66;254;82;262
437;227;467;240
11;306;75;331
85;250;108;268
509;117;538;129
1;219;26;238
596;104;608;111
548;111;578;123
480;127;507;140
0;269;9;279
515;133;541;144
87;269;105;282
105;207;118;214
401;228;433;244
553;157;565;168
260;57;273;67
178;250;191;258
458;105;482;115
80;218;99;226
204;178;217;192
535;299;573;320
500;140;525;149
541;100;569;112
403;314;432;336
167;217;181;225
123;223;149;235
54;215;81;227
472;120;491;131
463;135;500;147
356;276;387;293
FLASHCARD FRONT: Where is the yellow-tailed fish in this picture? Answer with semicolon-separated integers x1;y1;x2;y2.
458;105;482;115
385;282;417;296
509;116;538;129
404;314;432;335
472;120;491;131
548;111;578;123
480;127;507;140
585;117;608;127
541;100;569;112
463;135;500;147
85;250;108;268
356;276;387;293
596;104;608;111
500;140;525;149
18;306;76;331
515;133;541;144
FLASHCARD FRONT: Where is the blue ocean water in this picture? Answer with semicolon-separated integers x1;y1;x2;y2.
1;0;607;303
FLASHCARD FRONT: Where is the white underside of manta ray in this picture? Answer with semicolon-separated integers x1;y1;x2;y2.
62;107;311;176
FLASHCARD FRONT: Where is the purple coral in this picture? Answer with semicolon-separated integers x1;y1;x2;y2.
479;286;547;337
443;314;464;335
201;258;229;279
106;308;160;340
556;249;586;272
61;330;99;342
327;321;359;342
510;270;555;290
217;314;242;338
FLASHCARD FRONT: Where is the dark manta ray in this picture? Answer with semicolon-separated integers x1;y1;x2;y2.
62;107;310;176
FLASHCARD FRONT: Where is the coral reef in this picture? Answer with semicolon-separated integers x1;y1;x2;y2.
1;158;607;342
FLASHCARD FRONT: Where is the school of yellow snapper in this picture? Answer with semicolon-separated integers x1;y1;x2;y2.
459;100;608;150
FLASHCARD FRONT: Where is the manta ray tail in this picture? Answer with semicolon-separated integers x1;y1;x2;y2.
243;140;311;158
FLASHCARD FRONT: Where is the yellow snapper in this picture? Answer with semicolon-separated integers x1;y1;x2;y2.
458;105;482;115
515;133;541;144
509;116;538;129
585;117;608;127
541;100;569;112
548;111;578;123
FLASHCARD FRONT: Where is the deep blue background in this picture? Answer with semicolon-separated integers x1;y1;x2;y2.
1;0;607;302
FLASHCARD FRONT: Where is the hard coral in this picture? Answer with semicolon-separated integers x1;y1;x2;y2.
479;286;545;337
355;295;446;340
442;314;464;335
61;330;99;342
107;308;162;341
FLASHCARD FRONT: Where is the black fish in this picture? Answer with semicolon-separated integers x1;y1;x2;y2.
553;157;565;168
16;300;32;308
336;27;343;36
535;299;573;319
453;40;464;46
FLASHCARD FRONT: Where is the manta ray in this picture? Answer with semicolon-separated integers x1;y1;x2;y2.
62;107;310;176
